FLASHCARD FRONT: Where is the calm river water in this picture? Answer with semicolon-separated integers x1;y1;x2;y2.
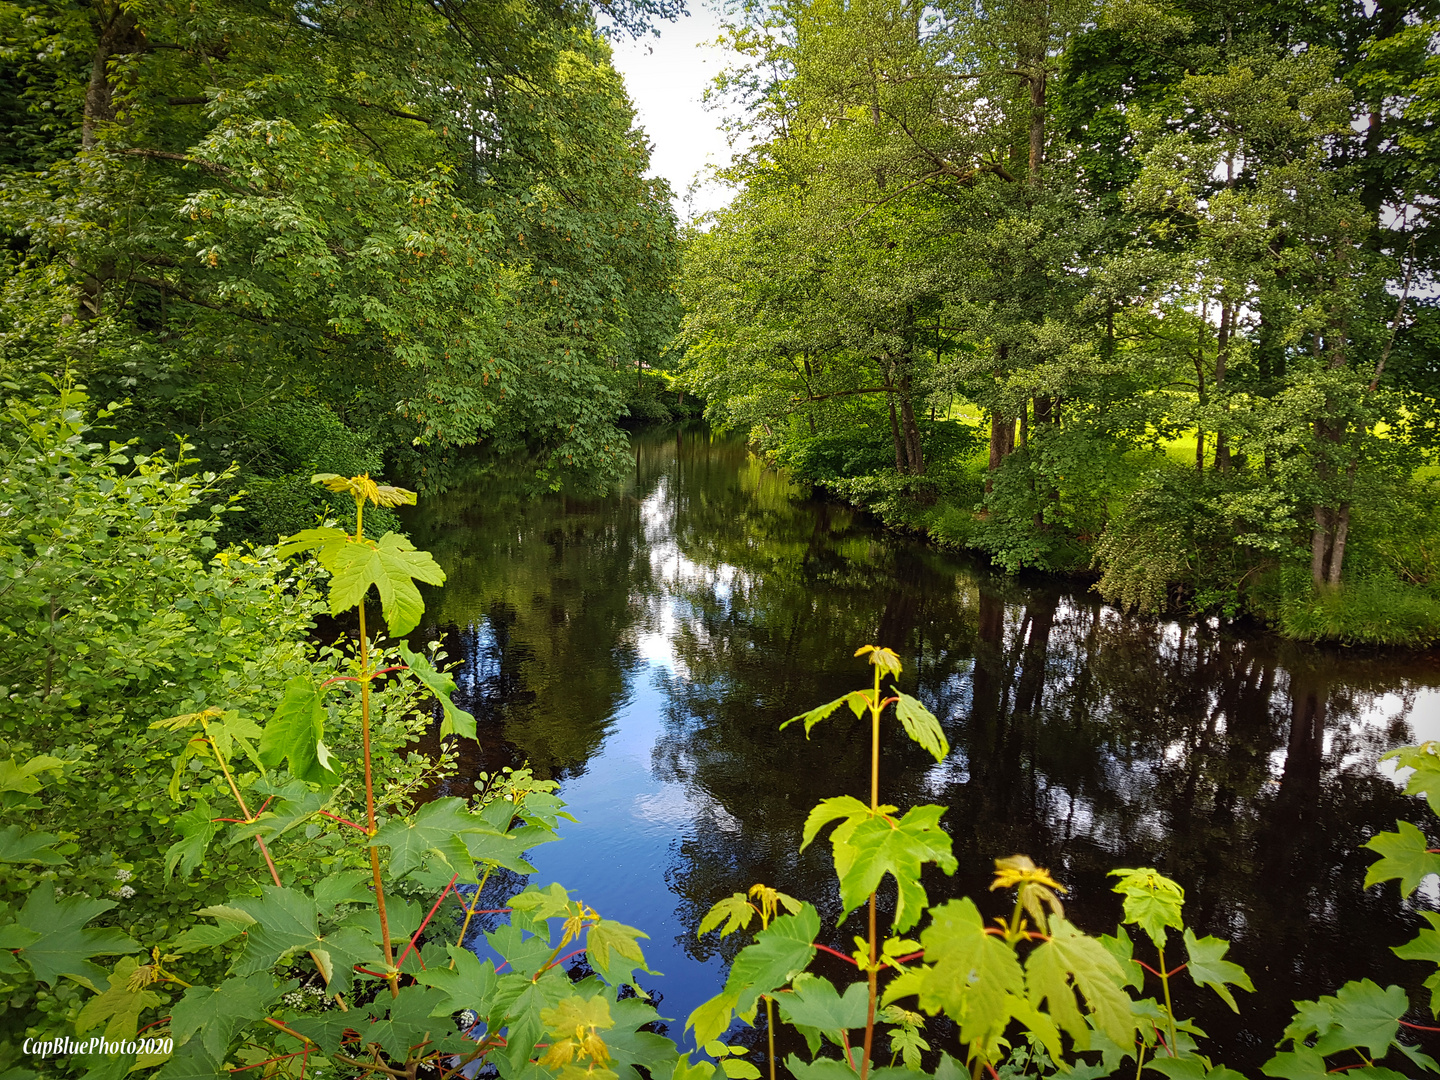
404;427;1440;1071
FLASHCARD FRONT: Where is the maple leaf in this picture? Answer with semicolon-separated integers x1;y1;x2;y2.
1392;910;1440;1016
327;532;444;635
1380;743;1440;816
0;823;67;865
901;897;1023;1048
163;798;219;880
257;676;338;785
1024;916;1134;1048
1109;868;1185;948
780;691;868;738
170;972;288;1061
1280;979;1409;1059
11;883;138;989
833;805;957;932
775;972;868;1049
1183;928;1254;1013
1364;820;1440;897
698;893;758;939
398;642;476;741
75;957;166;1040
587;918;654;985
372;796;511;880
894;693;948;761
413;945;499;1015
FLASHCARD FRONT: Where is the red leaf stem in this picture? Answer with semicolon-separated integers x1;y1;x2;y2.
319;810;369;833
536;947;588;978
840;1029;858;1072
1166;964;1188;978
892;950;924;963
1132;959;1163;978
396;875;459;970
1401;1020;1440;1033
229;1050;310;1073
813;943;860;966
321;676;362;687
462;907;514;916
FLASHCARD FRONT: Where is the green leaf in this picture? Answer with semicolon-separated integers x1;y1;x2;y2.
800;795;874;853
1261;1049;1330;1080
721;1060;761;1079
170;922;244;955
1024;916;1134;1048
0;754;69;794
893;693;948;762
276;526;351;562
1183;928;1254;1012
780;691;868;736
588;918;654;985
164;799;219;879
1109;868;1185;949
12;883;138;989
413;945;499;1015
1380;743;1440;817
373;797;514;880
326;531;444;635
831;804;956;932
1146;1060;1210;1080
359;985;454;1060
775;973;869;1034
606;998;682;1080
230;887;325;972
724;903;821;1015
1364;821;1440;897
1098;926;1144;992
1280;980;1409;1059
399;642;476;741
257;677;337;785
171;972;289;1061
75;958;165;1040
1393;911;1440;1016
0;824;67;865
902;897;1023;1048
686;990;741;1047
698;894;757;939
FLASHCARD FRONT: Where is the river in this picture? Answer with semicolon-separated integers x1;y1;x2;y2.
403;426;1440;1072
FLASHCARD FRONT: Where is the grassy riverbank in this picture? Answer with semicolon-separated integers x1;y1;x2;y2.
761;416;1440;648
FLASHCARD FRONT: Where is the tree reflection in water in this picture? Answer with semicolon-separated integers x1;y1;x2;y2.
406;427;1440;1071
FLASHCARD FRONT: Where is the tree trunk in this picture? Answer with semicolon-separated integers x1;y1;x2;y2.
1027;65;1046;184
986;411;1015;493
887;376;905;473
1215;303;1232;472
898;377;924;476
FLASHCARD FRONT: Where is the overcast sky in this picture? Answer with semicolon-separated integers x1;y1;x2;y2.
608;5;741;222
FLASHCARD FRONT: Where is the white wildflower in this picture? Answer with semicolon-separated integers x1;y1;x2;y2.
115;868;133;882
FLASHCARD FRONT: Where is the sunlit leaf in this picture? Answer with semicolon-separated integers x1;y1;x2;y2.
1183;928;1254;1013
257;677;337;784
1364;820;1440;897
894;693;948;761
398;642;476;741
1109;868;1185;948
326;531;444;635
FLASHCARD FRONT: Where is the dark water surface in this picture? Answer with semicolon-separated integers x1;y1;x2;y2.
405;427;1440;1071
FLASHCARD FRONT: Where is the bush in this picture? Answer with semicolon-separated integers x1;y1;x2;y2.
1278;567;1440;647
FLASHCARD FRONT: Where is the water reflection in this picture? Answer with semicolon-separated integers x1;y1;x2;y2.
406;428;1440;1071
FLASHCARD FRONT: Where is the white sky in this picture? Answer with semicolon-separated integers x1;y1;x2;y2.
609;5;741;221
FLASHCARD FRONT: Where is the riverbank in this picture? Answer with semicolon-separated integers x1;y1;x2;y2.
758;420;1440;649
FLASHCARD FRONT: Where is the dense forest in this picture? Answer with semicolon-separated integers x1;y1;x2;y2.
0;0;688;539
676;0;1440;644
